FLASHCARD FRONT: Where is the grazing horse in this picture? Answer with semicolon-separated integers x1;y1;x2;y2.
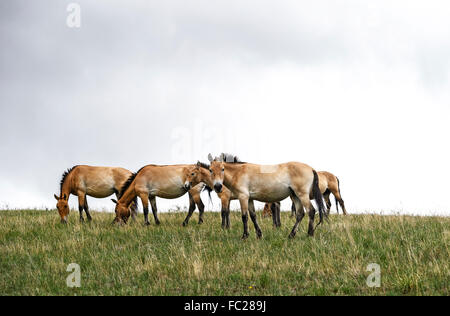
53;165;138;223
200;154;326;239
318;171;347;215
263;171;347;222
111;164;205;225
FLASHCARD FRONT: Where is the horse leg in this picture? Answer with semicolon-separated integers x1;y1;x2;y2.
149;196;161;225
224;198;231;229
330;184;347;215
139;193;151;226
193;195;205;225
323;190;332;216
248;199;262;239
84;198;92;221
239;197;250;240
220;198;227;229
77;194;85;222
183;193;196;226
288;193;305;238
305;198;316;236
276;202;281;227
270;203;278;228
331;178;347;215
269;202;281;227
291;201;296;217
335;193;347;215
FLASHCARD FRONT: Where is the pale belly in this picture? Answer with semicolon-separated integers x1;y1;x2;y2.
148;183;187;199
84;183;115;198
247;173;292;202
249;184;291;202
74;174;116;198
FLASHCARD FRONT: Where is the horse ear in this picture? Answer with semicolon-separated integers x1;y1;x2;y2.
54;194;59;201
207;153;213;162
111;199;118;204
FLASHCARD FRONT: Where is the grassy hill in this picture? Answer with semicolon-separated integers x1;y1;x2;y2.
0;210;448;295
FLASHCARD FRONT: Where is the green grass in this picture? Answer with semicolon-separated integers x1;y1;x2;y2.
0;210;449;295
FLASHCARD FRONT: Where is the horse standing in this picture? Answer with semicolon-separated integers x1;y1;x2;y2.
54;165;137;223
187;161;239;229
200;155;326;239
182;183;213;226
264;171;347;222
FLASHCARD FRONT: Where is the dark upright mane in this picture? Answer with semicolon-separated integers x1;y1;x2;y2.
196;161;210;170
219;153;246;164
118;165;147;199
59;165;78;196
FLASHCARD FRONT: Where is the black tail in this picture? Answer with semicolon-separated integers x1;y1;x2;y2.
203;185;213;205
312;170;326;225
335;176;341;213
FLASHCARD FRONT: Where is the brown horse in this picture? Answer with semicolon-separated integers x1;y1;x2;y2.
111;164;205;225
190;161;239;229
317;171;347;215
199;154;326;239
263;171;347;222
263;171;347;221
182;183;213;226
54;165;138;223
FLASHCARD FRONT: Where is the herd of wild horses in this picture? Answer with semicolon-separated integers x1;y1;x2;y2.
53;153;347;239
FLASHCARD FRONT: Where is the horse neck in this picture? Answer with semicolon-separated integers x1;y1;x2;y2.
223;163;241;188
199;168;214;187
60;173;73;198
119;184;136;207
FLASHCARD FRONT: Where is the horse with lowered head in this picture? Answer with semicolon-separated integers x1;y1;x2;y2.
54;165;137;223
112;164;208;225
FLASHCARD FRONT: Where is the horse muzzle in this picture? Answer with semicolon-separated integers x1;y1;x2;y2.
214;183;223;193
184;183;192;191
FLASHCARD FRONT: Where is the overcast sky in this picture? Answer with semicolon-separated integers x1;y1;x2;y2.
0;1;449;216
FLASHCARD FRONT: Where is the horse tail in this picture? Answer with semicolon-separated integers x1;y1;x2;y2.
335;176;341;213
312;170;326;225
203;185;213;205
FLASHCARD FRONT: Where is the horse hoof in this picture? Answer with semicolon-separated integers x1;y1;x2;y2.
256;232;263;239
144;222;150;226
182;222;187;227
241;234;249;240
155;221;161;225
288;232;296;239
